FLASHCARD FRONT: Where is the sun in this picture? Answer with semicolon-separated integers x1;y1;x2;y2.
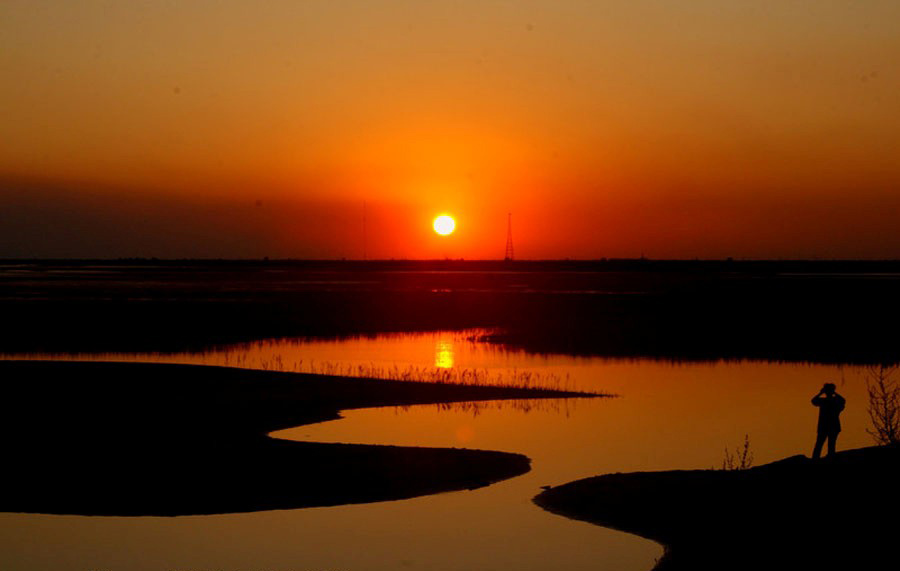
433;215;456;236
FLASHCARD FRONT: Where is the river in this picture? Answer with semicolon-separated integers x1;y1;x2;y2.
0;330;874;570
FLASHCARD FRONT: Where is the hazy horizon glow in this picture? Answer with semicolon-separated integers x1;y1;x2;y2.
3;1;900;259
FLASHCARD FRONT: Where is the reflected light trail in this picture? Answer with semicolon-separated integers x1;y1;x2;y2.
435;337;455;368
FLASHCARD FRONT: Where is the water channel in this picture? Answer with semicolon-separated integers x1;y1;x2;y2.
0;330;873;570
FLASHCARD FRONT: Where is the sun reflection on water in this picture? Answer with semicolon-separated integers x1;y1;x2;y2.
434;338;454;368
0;329;582;392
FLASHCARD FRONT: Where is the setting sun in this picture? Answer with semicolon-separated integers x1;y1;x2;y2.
433;215;456;236
5;3;900;571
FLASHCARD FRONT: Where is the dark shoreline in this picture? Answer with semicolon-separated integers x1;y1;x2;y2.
0;360;595;517
4;260;900;364
5;257;900;269
534;444;900;571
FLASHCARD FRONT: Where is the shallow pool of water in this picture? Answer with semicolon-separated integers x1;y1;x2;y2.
0;331;874;570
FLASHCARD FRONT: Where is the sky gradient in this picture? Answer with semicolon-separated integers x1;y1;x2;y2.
3;1;899;259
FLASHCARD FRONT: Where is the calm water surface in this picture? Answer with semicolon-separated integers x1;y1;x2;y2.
0;331;874;571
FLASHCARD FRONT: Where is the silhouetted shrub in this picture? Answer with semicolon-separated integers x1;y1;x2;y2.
866;365;900;445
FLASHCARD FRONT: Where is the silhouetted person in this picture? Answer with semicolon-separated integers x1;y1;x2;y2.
811;383;845;459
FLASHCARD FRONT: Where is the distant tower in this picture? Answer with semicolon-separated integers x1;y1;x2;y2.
504;212;514;261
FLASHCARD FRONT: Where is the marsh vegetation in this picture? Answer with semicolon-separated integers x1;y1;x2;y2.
865;365;900;445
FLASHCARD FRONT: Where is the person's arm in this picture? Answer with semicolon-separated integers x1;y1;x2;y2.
812;392;825;406
835;393;846;410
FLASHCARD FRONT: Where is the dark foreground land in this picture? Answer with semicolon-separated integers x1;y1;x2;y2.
0;360;592;516
534;445;900;571
4;259;900;363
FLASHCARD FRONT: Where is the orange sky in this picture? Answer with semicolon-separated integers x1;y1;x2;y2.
2;1;900;259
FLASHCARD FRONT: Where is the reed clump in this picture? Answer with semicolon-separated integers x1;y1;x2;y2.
263;357;591;393
214;350;602;394
721;434;754;471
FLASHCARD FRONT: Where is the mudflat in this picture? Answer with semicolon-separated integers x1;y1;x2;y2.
0;360;593;516
534;445;900;571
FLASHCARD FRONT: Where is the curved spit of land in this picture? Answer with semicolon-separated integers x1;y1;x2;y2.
534;445;900;571
0;360;599;516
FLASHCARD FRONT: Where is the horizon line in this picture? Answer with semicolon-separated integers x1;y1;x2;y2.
3;257;900;264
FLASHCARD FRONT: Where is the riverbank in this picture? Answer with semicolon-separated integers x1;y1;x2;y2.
534;444;900;570
1;360;595;516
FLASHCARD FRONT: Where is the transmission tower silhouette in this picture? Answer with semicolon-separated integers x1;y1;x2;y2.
504;212;514;261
